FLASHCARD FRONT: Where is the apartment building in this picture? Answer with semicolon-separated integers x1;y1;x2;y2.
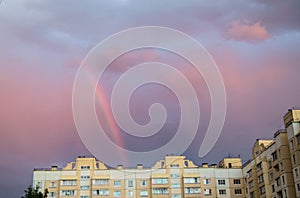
32;108;300;198
243;108;300;198
33;155;245;198
284;109;300;197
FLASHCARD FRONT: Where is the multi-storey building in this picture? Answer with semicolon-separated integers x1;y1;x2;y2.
284;108;300;197
32;108;300;198
33;155;245;198
243;108;300;198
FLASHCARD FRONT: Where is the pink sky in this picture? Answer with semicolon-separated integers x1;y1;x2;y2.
1;0;300;197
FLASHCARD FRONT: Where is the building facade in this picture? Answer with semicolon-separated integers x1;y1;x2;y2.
33;156;245;198
243;108;300;198
33;108;300;198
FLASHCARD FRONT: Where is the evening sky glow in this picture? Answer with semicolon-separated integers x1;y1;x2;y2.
0;0;300;197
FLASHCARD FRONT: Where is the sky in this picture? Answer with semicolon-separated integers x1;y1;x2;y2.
1;0;300;197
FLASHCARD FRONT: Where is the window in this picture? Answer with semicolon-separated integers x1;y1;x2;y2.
172;194;180;198
259;186;265;194
152;188;168;194
295;168;299;178
80;185;89;190
80;166;90;170
92;189;109;196
247;169;253;177
184;177;200;184
272;151;278;161
272;184;275;192
274;164;279;172
291;140;294;150
218;179;226;185
276;178;281;186
284;189;287;197
297;183;300;192
293;154;296;164
185;187;200;194
219;189;226;195
282;175;285;185
36;182;42;188
234;189;242;195
140;190;148;197
249;180;253;188
204;189;212;195
114;180;121;187
234;179;241;184
171;174;180;178
49;192;56;198
50;182;56;188
171;183;180;188
140;180;147;186
113;191;121;197
61;190;76;196
297;135;300;144
256;162;262;171
203;178;211;185
61;180;76;186
270;172;274;181
268;161;272;169
93;179;109;185
280;162;284;171
80;175;90;180
128;180;133;187
128;190;133;196
258;174;264;183
152;178;168;184
80;196;89;198
250;192;254;198
170;164;179;168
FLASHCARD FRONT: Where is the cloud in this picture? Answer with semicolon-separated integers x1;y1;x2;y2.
227;20;270;42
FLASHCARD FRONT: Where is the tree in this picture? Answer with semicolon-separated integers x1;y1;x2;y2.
21;185;48;198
